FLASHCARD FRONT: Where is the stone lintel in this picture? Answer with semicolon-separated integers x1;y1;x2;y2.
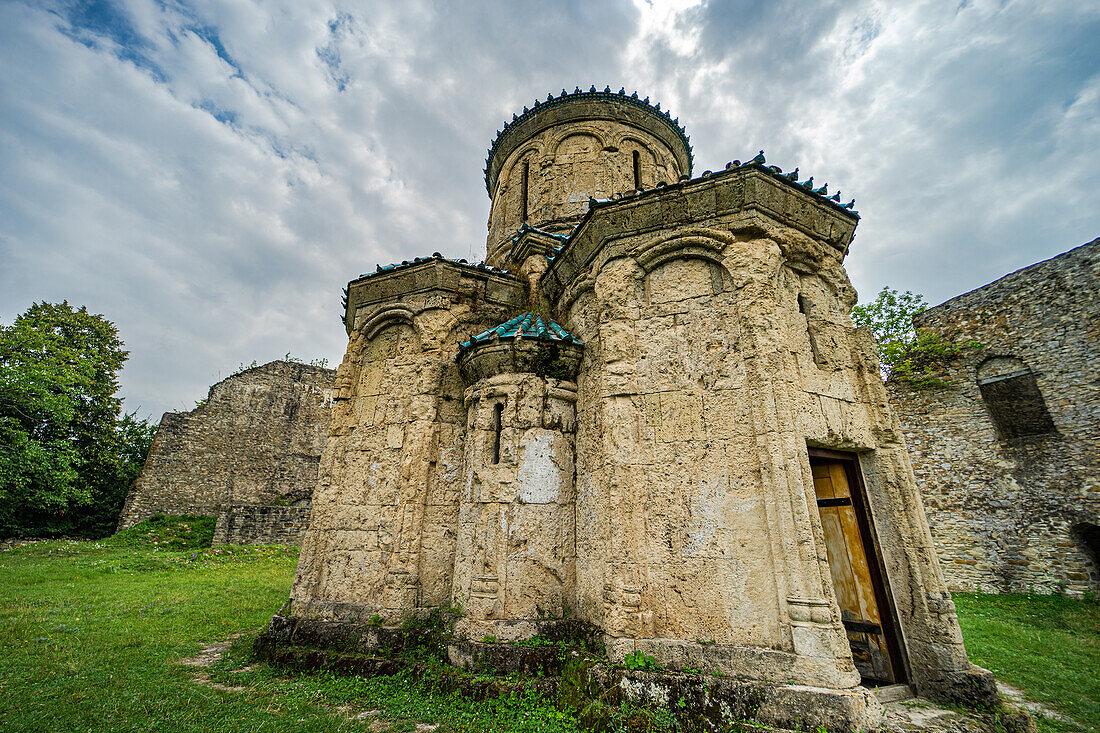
541;167;858;304
346;258;525;335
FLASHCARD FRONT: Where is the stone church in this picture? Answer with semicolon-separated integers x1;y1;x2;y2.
262;88;995;729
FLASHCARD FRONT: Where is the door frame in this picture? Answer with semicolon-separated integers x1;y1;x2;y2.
808;447;909;685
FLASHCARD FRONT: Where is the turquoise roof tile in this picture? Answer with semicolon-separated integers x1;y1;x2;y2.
459;312;582;350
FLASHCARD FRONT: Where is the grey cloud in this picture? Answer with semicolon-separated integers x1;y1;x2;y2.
1;0;1097;419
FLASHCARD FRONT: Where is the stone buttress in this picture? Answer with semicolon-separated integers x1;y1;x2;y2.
263;88;999;732
452;313;584;641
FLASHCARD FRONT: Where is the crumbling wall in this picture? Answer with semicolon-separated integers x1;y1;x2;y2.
117;360;335;530
212;504;312;546
889;239;1100;594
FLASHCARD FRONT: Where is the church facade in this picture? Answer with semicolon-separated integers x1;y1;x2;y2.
264;88;995;729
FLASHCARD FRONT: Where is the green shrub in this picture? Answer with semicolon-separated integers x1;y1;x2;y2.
107;514;216;550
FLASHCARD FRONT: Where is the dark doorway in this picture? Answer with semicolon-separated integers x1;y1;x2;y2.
809;449;906;685
1071;522;1100;588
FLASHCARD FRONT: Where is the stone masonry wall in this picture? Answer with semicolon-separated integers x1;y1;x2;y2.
542;169;977;698
888;239;1100;594
212;504;312;546
118;360;335;530
289;260;527;624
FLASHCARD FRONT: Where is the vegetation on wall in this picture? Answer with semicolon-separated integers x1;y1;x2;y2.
852;286;979;388
0;301;155;538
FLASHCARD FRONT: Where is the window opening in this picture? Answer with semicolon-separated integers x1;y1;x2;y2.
521;160;530;222
632;150;642;189
976;358;1056;440
492;403;504;464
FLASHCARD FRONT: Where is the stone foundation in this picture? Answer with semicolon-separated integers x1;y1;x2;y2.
255;614;883;732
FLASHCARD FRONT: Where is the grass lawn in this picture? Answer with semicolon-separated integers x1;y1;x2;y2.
1;519;1096;732
954;592;1099;732
0;520;577;733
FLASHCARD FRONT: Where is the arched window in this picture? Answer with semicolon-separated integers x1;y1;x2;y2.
976;357;1056;440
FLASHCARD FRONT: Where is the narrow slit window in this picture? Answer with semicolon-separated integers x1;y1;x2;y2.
492;403;504;464
797;293;825;365
632;150;641;189
521;160;530;222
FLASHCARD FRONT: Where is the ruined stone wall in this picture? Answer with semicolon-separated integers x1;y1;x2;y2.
118;361;335;530
888;240;1100;594
212;504;312;546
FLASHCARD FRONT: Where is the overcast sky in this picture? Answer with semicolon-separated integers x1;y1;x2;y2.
1;0;1098;420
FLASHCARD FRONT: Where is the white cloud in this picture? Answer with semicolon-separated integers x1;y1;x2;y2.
1;0;1097;419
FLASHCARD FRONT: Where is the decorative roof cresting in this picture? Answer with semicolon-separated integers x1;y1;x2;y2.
484;86;693;195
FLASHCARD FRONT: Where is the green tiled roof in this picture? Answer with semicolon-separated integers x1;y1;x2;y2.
459;312;582;350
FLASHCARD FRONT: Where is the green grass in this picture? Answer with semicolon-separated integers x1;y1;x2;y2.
107;513;217;549
1;522;1096;732
955;592;1100;732
0;519;577;732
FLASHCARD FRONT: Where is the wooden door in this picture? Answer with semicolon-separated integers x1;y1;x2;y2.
811;455;904;684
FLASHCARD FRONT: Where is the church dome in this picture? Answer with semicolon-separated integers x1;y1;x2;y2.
484;86;692;196
483;87;693;266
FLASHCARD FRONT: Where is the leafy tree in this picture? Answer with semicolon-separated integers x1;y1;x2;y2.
0;302;153;537
852;287;978;387
77;409;157;538
851;287;929;378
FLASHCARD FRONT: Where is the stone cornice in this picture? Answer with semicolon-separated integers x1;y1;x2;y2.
541;165;859;304
344;258;524;336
